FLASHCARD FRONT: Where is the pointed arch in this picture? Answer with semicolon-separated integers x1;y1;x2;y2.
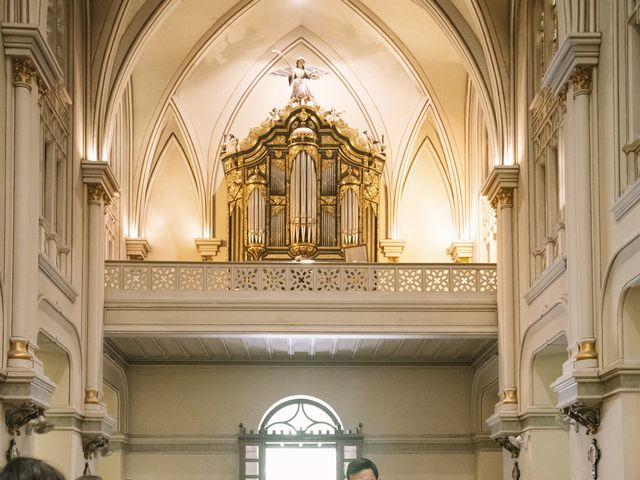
134;103;205;236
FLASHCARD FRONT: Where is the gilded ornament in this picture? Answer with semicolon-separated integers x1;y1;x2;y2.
84;388;100;404
576;339;598;360
502;387;518;404
12;57;36;87
8;339;32;360
570;66;593;97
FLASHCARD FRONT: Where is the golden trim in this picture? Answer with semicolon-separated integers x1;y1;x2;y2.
576;340;598;360
502;387;518;404
8;339;32;360
84;388;100;405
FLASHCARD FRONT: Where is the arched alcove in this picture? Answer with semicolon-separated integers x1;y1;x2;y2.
621;284;640;362
398;137;456;261
144;136;202;260
531;335;567;407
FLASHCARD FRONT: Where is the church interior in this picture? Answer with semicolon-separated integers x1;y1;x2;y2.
1;0;639;478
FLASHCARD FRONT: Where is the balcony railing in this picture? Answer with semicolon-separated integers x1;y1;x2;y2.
105;261;497;294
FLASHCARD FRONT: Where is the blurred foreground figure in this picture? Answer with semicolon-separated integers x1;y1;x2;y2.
0;457;65;480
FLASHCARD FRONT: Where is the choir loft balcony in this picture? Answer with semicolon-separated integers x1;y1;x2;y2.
104;261;498;339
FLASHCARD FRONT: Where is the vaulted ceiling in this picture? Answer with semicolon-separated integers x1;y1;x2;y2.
90;0;510;246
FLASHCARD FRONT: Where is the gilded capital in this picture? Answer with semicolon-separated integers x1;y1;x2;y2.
491;187;514;210
12;58;36;88
570;66;592;98
87;184;107;206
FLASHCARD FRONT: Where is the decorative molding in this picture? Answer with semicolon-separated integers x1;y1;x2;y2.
125;238;151;261
0;371;56;408
612;175;640;220
38;254;78;302
481;165;519;211
569;66;593;97
541;33;601;94
525;255;567;304
195;238;224;261
561;402;600;434
447;241;474;263
1;23;64;90
379;239;406;263
119;433;498;455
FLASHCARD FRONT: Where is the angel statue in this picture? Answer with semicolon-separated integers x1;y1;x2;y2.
271;50;328;105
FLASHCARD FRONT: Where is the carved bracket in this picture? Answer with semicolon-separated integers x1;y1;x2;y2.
561;402;600;435
494;434;520;458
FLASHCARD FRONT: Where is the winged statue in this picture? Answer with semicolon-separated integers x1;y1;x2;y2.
271;50;329;105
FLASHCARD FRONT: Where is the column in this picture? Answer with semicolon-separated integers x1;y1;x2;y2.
568;66;597;364
85;185;108;407
8;57;39;365
81;161;118;410
492;187;517;409
482;166;519;415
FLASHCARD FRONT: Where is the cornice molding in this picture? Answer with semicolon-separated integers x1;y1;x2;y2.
81;160;120;204
481;165;520;208
542;33;601;95
1;23;64;90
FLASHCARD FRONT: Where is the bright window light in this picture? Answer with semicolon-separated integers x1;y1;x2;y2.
266;447;336;480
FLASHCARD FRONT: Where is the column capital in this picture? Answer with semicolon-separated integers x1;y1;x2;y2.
481;165;520;211
12;57;36;88
81;160;120;206
570;65;593;97
87;184;108;206
491;188;514;211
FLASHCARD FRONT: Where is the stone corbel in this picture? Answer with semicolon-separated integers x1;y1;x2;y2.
379;239;406;263
125;238;151;261
493;434;520;458
561;402;600;435
195;238;224;261
447;241;474;263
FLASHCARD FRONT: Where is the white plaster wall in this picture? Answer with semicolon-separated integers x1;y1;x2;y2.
518;430;570;480
123;365;485;479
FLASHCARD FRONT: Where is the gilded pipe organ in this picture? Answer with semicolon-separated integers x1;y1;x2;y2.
223;105;385;261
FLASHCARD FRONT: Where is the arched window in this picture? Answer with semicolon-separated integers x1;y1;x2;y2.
239;395;363;480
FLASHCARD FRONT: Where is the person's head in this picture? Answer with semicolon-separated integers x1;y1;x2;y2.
0;457;65;480
296;57;305;68
346;458;379;480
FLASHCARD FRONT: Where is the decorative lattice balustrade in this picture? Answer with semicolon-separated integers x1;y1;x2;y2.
105;262;497;294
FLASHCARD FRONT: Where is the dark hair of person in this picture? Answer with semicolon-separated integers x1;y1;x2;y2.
346;458;379;479
0;457;65;480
